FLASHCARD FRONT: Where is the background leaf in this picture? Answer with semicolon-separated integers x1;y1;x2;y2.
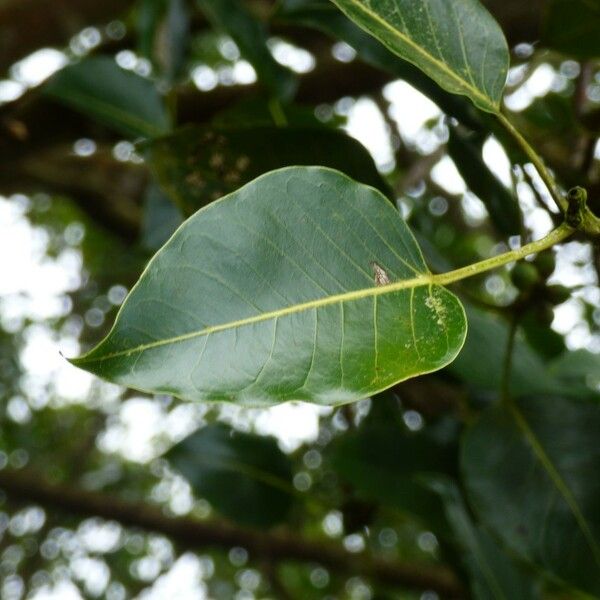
431;478;539;600
72;167;467;406
137;0;190;82
447;127;520;236
147;124;391;215
197;0;297;100
140;181;183;250
543;0;600;59
168;423;293;527
461;395;600;596
548;349;600;393
328;415;455;532
44;56;171;138
448;306;573;399
328;0;509;112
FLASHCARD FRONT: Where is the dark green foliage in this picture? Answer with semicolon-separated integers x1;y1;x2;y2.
168;423;293;527
44;56;171;137
328;416;455;532
544;0;600;59
147;125;391;215
462;395;600;595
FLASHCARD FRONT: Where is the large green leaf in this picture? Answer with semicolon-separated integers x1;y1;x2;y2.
146;124;390;215
168;423;293;527
72;167;467;406
329;0;509;113
44;56;170;138
462;395;600;595
431;479;539;600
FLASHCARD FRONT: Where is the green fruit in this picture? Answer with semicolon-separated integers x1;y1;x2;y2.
510;262;540;291
533;251;556;279
546;285;571;305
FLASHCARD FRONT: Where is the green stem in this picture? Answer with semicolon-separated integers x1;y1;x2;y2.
496;111;567;214
432;223;573;287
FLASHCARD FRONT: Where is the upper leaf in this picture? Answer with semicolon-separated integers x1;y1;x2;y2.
71;167;467;406
137;0;189;81
278;0;482;129
329;0;509;113
462;395;600;595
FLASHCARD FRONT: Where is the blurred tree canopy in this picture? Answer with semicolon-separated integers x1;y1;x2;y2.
0;1;600;599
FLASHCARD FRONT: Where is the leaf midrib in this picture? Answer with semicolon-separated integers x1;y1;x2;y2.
74;272;434;364
331;0;498;112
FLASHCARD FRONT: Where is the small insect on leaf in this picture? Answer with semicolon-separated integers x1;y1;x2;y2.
371;261;391;286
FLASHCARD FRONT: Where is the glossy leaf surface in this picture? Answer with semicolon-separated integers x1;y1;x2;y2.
168;423;293;527
44;56;170;138
147;125;390;215
72;167;467;406
462;395;600;595
330;0;509;113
